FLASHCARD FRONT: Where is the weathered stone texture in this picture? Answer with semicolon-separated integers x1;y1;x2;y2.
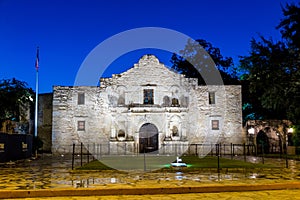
52;55;243;154
38;93;53;152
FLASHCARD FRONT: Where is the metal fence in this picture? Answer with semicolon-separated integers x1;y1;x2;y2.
63;143;258;156
69;142;260;169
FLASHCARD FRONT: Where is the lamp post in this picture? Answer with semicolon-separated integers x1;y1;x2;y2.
247;127;255;155
248;127;255;144
285;127;294;168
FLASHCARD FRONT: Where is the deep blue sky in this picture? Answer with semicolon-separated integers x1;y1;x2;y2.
0;0;295;93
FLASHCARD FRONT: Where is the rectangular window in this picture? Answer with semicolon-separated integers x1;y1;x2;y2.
78;93;85;105
212;120;219;130
77;121;85;131
209;92;215;104
143;89;154;104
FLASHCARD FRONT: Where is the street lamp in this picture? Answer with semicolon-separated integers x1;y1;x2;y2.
288;128;294;134
248;127;255;144
288;127;294;146
284;127;293;168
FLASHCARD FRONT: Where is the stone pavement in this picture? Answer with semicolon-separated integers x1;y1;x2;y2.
0;154;300;199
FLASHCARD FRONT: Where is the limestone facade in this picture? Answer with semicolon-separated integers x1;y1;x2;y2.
38;93;53;152
52;55;243;154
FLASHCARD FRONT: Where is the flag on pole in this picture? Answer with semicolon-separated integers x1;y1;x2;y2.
35;47;39;71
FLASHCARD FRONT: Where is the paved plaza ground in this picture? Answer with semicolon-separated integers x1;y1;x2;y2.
0;154;300;199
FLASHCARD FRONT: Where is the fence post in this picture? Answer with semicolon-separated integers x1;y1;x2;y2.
97;143;99;159
80;142;83;167
255;144;257;156
100;143;102;158
217;144;220;174
261;143;264;164
125;142;127;155
285;145;288;168
72;143;75;170
93;143;95;160
108;141;110;155
247;144;250;155
243;143;246;162
231;143;233;160
87;144;90;163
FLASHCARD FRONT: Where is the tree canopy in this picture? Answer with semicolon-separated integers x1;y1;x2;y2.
277;2;300;49
169;3;299;126
240;3;300;124
170;39;240;85
0;78;34;130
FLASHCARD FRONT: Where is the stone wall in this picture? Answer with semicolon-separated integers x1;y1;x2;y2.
245;120;292;153
52;55;243;154
38;93;53;152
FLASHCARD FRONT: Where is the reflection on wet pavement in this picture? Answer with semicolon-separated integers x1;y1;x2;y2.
0;154;300;190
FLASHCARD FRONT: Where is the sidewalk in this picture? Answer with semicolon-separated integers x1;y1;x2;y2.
1;182;300;199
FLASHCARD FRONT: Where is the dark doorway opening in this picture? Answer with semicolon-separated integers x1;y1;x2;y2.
139;123;158;153
257;130;270;154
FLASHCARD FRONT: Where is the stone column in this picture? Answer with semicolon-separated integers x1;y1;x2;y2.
110;127;116;141
165;116;171;141
110;113;117;142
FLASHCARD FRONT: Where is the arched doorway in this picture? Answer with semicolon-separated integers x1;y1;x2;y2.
139;123;158;153
256;130;270;154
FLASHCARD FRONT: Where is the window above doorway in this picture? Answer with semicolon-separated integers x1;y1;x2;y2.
143;89;154;104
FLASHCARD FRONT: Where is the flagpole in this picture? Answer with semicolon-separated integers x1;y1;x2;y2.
34;70;38;138
34;47;39;138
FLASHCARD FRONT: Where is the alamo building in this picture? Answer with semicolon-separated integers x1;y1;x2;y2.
51;55;243;154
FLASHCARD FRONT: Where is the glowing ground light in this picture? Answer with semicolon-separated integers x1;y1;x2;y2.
162;164;192;168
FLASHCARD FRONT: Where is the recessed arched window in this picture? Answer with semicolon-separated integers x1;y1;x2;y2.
117;129;126;140
118;95;125;105
172;126;179;137
162;96;170;107
180;96;189;107
171;98;179;107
